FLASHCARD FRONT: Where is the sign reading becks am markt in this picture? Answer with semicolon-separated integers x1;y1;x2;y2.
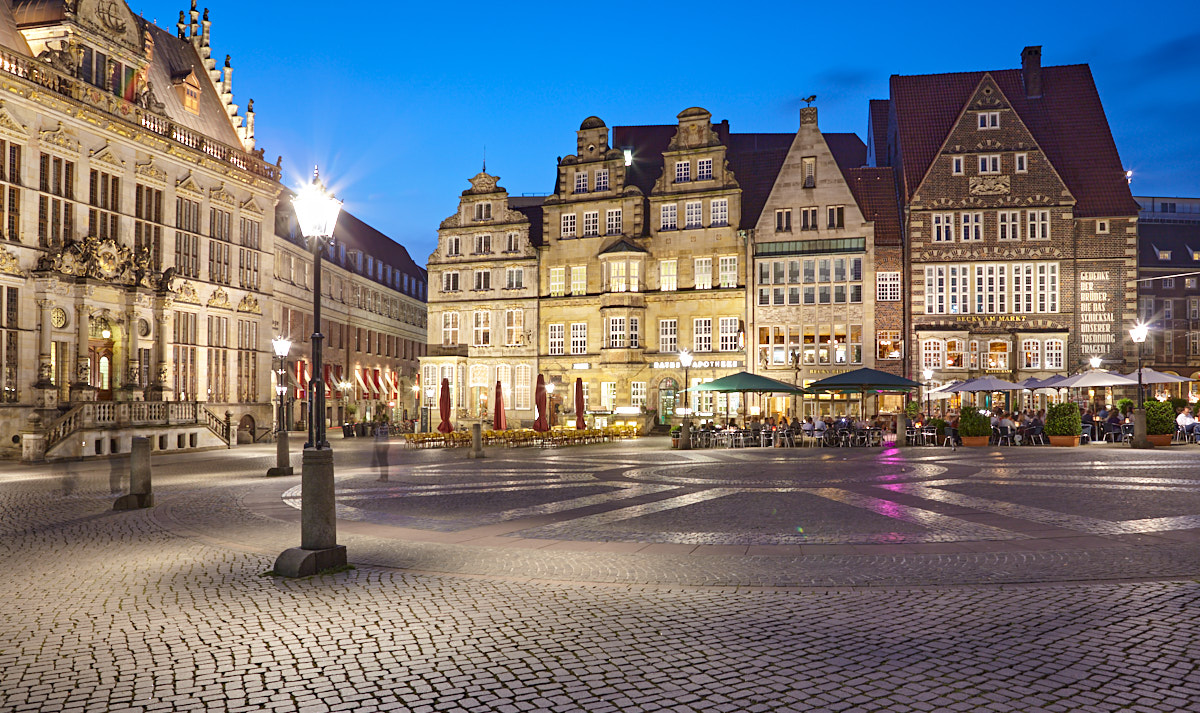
1078;271;1116;352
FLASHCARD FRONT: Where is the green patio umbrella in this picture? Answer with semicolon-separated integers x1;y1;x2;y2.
805;367;921;394
684;371;808;426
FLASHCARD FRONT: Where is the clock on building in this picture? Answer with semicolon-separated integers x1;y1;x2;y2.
50;307;67;328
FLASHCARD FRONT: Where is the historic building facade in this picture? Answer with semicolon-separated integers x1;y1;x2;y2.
422;171;539;428
749;106;904;418
879;47;1140;405
1133;195;1200;391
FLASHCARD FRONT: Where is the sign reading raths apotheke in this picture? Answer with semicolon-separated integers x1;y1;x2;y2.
1078;270;1117;351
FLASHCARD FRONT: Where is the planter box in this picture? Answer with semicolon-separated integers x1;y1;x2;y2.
961;436;990;447
1147;434;1174;447
671;438;680;448
1048;435;1080;447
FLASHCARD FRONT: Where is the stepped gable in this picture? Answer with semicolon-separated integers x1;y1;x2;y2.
890;63;1139;218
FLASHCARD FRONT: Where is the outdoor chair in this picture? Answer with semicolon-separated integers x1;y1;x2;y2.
995;426;1013;446
943;427;958;447
1103;423;1123;443
1027;426;1046;446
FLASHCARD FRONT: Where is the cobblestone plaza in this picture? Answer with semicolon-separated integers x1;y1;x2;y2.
4;438;1200;711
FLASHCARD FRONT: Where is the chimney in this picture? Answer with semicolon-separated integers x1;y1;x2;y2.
1022;45;1043;99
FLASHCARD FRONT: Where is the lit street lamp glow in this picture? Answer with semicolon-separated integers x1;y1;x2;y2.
267;336;293;478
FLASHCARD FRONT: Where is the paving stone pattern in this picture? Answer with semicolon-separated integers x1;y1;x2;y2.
3;440;1200;711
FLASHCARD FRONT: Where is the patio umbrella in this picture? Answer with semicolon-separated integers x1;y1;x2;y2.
953;376;1022;392
533;374;549;432
574;377;585;430
1054;371;1137;389
1125;368;1194;384
806;367;921;394
928;380;965;394
1032;374;1068;389
1013;377;1044;390
685;371;808;394
492;381;507;431
436;378;453;433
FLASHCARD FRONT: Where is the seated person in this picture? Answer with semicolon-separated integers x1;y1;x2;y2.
801;416;815;436
813;417;828;434
1178;407;1198;436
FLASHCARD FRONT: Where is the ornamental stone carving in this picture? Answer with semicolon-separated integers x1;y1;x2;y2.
0;102;28;141
0;245;24;276
236;294;262;314
207;287;232;310
969;175;1011;196
135;158;167;184
39;122;81;154
33;236;165;288
175;281;199;304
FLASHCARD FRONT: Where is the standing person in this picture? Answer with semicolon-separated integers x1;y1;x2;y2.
374;419;390;482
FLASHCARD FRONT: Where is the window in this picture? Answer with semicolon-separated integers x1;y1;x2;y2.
1157;249;1172;261
675;161;691;183
933;213;954;242
38;153;75;248
549;324;564;355
441;312;459;345
877;331;902;360
595;169;609;191
661;203;677;230
441;270;460;292
134;184;163;270
998;211;1020;240
609;317;626;348
505;267;523;290
1139;296;1154;322
237;218;261;290
583;211;599;236
504;232;520;252
474;234;491;254
574;171;587;193
818;259;830;282
571;265;587;295
946;339;965;368
659;319;678;354
514;365;531;410
694;258;712;289
800;207;818;230
697;158;713;180
1044;340;1064;369
1191;332;1200;357
978;111;1000;129
445;235;461;256
986;341;1009;370
659;260;677;291
922;339;944;369
685;201;702;228
1012;263;1034;314
561;213;576;238
952;156;964;176
608;260;627;292
877;272;901;301
1036;263;1059;313
631;382;646;408
776;209;792;232
0;287;16;401
1022;339;1041;369
473;202;492;221
0;141;19;243
710;198;728;227
1164;299;1173;320
960;212;982;241
505;309;523;346
235;318;258;403
601;382;616;411
606;209;622;235
975;264;1008;314
827;205;844;229
205;315;230;402
87;169;120;240
473;269;491;291
473;310;491;346
1189;297;1199;320
802;157;815;187
1028;210;1050;240
719;257;737;289
978;155;1001;174
570;323;587;355
1163;278;1175;289
549;267;565;296
174;196;201;278
630;317;640;348
1015;153;1028;173
693;318;712;352
719;317;739;352
924;264;970;315
208;239;231;285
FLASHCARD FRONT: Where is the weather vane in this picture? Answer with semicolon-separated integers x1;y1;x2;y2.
802;95;817;107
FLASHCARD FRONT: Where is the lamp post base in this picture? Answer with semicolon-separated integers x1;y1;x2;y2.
273;447;344;577
267;428;294;476
273;545;347;578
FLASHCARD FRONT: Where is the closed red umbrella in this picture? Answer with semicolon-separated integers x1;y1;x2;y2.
533;374;549;432
574;377;585;430
437;378;453;433
493;381;507;430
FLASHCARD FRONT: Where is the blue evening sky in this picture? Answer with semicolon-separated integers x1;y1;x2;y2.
141;0;1200;263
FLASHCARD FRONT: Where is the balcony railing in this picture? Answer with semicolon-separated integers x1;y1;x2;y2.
0;45;278;182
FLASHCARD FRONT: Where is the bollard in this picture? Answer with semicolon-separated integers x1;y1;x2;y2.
680;420;692;450
896;414;908;447
114;436;153;510
268;427;293;476
468;422;485;459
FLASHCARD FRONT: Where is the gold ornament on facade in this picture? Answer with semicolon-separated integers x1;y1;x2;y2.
209;184;236;207
89;141;126;169
0;245;25;276
236;294;262;314
134;158;167;184
207;287;232;310
38;122;81;154
175;173;204;197
0;102;28;141
175;281;199;304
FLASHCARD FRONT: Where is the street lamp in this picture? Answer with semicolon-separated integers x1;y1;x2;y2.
922;367;933;418
267;336;293;476
545;381;555;428
1129;323;1150;449
424;386;434;433
337;379;353;429
1089;356;1102;370
411;383;420;431
679;349;693;450
274;168;345;578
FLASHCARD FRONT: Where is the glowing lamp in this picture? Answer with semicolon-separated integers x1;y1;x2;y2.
272;336;292;359
292;168;343;241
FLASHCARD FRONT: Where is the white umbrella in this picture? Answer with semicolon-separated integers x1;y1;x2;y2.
928;380;964;394
1054;371;1138;389
1125;368;1193;384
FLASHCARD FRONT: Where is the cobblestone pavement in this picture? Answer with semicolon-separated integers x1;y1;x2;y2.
3;438;1200;711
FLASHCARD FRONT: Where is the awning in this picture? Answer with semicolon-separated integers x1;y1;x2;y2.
324;364;334;396
354;369;371;397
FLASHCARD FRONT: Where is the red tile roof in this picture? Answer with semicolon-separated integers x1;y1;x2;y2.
843;167;901;246
824;133;867;172
890;64;1139;218
867;99;890;168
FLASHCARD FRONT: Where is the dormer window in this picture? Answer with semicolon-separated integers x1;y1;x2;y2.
473;202;491;221
171;68;202;115
1156;247;1171;261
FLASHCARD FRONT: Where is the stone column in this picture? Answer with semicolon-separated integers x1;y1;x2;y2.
69;299;96;403
121;296;144;402
147;298;172;401
33;297;58;410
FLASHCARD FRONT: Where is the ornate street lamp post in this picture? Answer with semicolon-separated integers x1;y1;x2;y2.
1129;324;1150;449
424;386;434;433
274;169;346;577
679;349;693;450
337;379;353;431
411;383;420;431
922;367;933;419
267;336;293;476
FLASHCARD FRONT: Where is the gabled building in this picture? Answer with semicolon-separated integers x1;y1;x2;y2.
879;46;1140;406
749;105;904;419
1134;196;1200;389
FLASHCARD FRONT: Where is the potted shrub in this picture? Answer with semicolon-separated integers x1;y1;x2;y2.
1045;402;1082;446
1144;401;1176;446
927;418;948;440
670;425;682;448
904;401;920;420
1116;398;1134;416
958;409;992;446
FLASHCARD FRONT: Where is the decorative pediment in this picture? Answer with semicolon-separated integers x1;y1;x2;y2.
207;286;232;309
970;176;1011;196
465;171;500;195
39;122;81;155
135;158;167;185
30;235;161;287
240;196;265;215
0;245;24;276
175;281;199;304
0;102;28;142
236;294;262;314
89;141;126;171
176;173;205;198
210;184;236;207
